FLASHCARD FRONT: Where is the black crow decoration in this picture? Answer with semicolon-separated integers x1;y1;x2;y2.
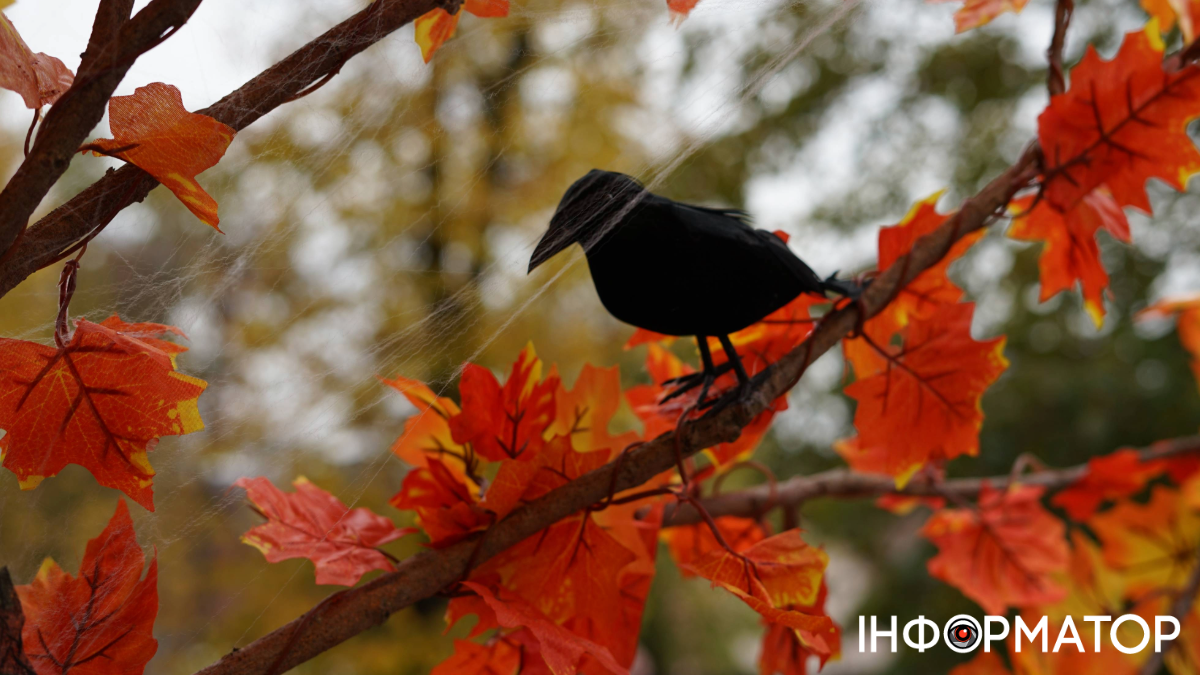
528;169;859;407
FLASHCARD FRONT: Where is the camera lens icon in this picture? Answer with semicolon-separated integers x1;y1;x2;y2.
944;615;981;652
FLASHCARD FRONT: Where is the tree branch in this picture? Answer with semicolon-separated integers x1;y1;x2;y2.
0;0;462;299
661;435;1200;526
0;0;202;259
1047;0;1073;96
190;143;1040;675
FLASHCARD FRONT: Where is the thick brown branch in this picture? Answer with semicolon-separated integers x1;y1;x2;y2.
190;143;1040;675
0;0;462;299
662;435;1200;526
0;0;202;259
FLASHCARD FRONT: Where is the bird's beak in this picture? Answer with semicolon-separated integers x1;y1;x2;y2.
527;228;574;273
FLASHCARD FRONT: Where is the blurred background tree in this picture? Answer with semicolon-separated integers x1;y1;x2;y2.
1;0;1198;673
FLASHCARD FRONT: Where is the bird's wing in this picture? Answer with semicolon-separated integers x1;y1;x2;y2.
682;204;755;226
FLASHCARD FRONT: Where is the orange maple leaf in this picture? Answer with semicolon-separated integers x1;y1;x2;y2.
1039;24;1200;213
549;363;640;456
927;0;1029;32
1142;0;1200;42
666;0;701;21
845;194;980;378
457;581;627;675
236;476;416;586
81;83;236;230
390;458;490;547
380;374;473;481
1089;485;1200;595
844;303;1008;483
414;0;510;63
1009;187;1130;326
431;638;522;675
1138;293;1200;390
471;495;638;658
921;483;1069;615
758;583;840;675
662;515;766;577
680;529;832;633
450;344;559;463
0;13;73;109
16;500;157;675
1051;448;1164;521
0;315;206;510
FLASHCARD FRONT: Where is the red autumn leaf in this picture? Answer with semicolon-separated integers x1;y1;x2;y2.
81;83;236;230
844;303;1008;483
926;0;1029;32
662;516;766;577
623;328;675;349
236;476;415;586
0;316;206;510
921;483;1069;615
874;493;946;515
666;0;701;21
450;344;559;463
1051;448;1163;521
390;458;490;547
381;374;473;481
431;638;522;675
1038;25;1200;213
1142;0;1200;42
483;435;610;520
1088;485;1200;594
626;343;783;468
758;583;840;675
16;500;157;675
0;13;73;109
1138;294;1200;390
457;581;627;675
876;194;981;329
680;529;833;633
414;0;510;63
469;513;638;657
548;364;640;457
1009;187;1130;326
845;195;980;377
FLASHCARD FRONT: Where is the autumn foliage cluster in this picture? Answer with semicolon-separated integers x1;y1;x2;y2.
4;0;1200;675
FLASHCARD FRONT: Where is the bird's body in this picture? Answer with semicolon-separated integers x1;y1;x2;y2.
528;169;856;404
584;197;825;336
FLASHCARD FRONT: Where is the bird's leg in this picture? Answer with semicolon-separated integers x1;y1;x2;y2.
695;336;718;406
660;336;719;405
717;334;751;387
703;334;753;412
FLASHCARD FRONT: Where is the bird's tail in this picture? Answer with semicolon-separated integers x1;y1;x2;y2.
821;272;867;299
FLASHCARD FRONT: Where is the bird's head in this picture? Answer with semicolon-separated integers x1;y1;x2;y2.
527;169;646;273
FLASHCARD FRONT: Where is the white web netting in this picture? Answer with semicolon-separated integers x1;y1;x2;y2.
2;0;1198;671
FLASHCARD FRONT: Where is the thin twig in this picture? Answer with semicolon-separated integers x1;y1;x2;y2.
1047;0;1074;96
661;435;1200;526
